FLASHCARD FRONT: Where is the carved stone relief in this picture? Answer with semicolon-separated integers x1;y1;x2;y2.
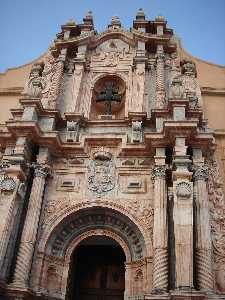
207;159;225;292
169;77;185;99
87;148;115;197
131;121;143;143
0;175;16;194
25;62;44;98
176;181;192;199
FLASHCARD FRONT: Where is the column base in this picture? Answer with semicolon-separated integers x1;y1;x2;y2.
170;290;206;300
152;288;168;295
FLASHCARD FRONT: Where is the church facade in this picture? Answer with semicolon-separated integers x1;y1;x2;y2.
0;10;225;300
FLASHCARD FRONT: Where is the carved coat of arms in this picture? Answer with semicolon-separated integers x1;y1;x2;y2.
88;149;115;195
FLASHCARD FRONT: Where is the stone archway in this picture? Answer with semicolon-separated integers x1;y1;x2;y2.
37;207;149;299
67;235;126;300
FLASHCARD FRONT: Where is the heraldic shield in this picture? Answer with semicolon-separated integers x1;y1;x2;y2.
88;158;115;195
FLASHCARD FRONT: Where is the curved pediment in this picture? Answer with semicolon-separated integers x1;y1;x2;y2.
91;28;135;49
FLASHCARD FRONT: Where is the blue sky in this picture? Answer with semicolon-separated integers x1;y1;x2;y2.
0;0;225;72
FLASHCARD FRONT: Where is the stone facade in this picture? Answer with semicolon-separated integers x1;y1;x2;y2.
0;10;225;300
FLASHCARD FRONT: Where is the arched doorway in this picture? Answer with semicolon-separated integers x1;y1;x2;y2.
67;235;126;300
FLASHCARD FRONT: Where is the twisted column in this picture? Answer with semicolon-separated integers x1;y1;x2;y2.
155;44;165;109
48;59;64;109
152;165;168;293
193;164;214;291
12;164;49;288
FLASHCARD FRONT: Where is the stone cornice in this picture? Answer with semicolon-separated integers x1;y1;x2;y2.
0;87;23;96
201;87;225;96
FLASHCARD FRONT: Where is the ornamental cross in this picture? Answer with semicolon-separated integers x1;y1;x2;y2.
96;82;121;115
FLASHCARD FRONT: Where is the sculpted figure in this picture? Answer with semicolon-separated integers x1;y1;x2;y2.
181;60;197;76
132;121;143;143
26;62;44;98
169;77;185;99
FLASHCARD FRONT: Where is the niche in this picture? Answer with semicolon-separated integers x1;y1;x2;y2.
90;75;126;120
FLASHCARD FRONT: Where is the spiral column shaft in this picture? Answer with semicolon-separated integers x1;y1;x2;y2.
193;160;214;291
152;155;168;293
12;165;48;288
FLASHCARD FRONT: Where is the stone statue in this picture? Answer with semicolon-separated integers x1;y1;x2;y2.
66;121;79;142
132;121;143;143
169;77;185;99
26;62;44;98
181;60;197;77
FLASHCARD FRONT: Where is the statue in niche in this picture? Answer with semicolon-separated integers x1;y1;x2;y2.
132;121;143;143
96;81;121;115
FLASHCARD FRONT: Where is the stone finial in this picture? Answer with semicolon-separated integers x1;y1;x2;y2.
136;8;145;20
109;16;121;28
65;19;76;26
155;15;165;22
86;11;93;20
83;11;93;25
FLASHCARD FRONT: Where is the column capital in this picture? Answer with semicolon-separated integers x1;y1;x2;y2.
193;164;208;181
33;163;50;178
152;165;166;181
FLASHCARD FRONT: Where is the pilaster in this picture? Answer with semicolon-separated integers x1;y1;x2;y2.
172;138;194;290
152;148;168;293
192;149;214;292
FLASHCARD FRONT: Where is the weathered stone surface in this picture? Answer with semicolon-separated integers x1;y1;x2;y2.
0;12;224;300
